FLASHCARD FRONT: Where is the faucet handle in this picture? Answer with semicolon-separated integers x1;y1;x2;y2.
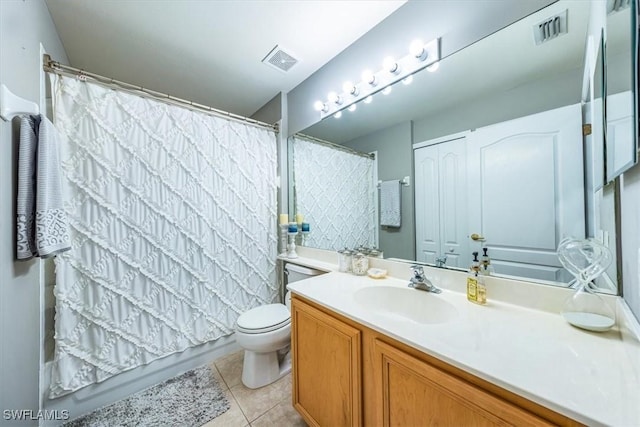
410;264;425;277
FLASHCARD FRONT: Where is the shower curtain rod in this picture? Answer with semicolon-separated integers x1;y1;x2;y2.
42;54;279;133
294;132;375;160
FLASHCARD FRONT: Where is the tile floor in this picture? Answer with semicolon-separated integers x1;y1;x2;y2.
202;351;307;427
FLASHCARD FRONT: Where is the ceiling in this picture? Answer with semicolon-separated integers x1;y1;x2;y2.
45;0;406;118
304;0;591;144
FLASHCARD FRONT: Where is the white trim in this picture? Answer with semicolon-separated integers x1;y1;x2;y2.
412;130;470;150
371;150;379;248
38;42;47;417
617;298;640;342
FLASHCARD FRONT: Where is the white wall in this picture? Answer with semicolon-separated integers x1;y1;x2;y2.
621;165;640;319
0;1;68;424
250;92;282;125
412;66;582;142
344;122;414;260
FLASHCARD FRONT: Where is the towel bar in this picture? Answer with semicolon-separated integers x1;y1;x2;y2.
377;176;410;188
0;84;39;121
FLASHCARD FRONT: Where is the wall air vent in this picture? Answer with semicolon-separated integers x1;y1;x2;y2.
607;0;631;14
532;9;568;45
262;45;298;73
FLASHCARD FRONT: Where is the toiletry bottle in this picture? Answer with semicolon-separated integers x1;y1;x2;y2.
471;251;480;273
468;272;487;305
467;272;478;303
475;272;487;305
481;247;495;276
467;252;480;302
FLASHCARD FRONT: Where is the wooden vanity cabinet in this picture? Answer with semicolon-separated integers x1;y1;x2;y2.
291;295;582;427
371;338;554;426
291;295;362;427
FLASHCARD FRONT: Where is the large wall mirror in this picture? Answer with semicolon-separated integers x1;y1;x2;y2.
605;0;638;182
288;0;638;294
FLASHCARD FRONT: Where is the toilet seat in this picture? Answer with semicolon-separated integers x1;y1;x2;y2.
236;303;290;334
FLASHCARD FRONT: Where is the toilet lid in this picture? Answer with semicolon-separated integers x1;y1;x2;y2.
236;303;290;334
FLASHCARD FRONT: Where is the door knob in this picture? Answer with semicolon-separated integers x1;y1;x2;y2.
470;233;485;241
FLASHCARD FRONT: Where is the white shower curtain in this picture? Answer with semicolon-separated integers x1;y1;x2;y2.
49;75;278;397
292;135;376;251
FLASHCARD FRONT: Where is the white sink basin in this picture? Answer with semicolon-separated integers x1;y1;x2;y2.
354;285;458;325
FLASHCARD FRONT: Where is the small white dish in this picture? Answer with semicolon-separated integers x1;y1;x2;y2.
562;311;615;332
367;268;387;279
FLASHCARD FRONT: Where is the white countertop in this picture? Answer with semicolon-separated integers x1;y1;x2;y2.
284;256;640;427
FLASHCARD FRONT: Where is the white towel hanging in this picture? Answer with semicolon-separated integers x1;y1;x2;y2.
380;180;401;227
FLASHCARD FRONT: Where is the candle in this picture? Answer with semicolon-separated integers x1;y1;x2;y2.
302;222;310;232
288;222;298;233
295;213;304;225
279;213;288;225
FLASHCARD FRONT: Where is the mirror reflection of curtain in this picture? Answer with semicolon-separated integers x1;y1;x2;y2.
292;135;376;251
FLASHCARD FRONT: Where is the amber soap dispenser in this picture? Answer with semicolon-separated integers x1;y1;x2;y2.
467;252;487;305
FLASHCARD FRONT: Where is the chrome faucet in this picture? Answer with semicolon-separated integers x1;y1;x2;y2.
408;265;441;294
435;255;447;268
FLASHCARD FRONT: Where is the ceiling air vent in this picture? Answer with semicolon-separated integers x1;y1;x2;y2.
532;9;568;45
262;45;298;73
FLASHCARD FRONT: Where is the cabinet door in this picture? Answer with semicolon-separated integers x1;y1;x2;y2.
291;298;362;427
372;339;552;427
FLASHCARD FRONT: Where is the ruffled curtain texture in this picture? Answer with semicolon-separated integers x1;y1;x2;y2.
49;76;278;397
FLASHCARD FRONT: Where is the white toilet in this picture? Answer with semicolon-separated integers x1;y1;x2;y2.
235;263;325;389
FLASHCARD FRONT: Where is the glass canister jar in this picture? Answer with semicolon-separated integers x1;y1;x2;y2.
351;252;369;276
369;248;381;258
337;248;353;273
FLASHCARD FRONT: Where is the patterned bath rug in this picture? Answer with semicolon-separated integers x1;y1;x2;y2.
64;364;229;427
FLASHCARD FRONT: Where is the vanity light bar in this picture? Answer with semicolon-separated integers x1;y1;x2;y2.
317;38;440;119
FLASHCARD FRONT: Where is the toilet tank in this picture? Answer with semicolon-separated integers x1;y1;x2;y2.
284;264;326;309
284;263;326;284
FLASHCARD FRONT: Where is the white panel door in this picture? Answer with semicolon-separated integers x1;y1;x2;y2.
438;139;468;268
467;103;584;282
414;137;468;266
414;145;440;264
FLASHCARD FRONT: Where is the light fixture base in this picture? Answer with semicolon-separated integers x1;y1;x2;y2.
319;37;440;119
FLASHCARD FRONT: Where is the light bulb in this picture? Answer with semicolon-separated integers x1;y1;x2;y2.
383;56;399;74
313;100;327;112
402;75;413;85
409;39;427;60
334;111;342;119
382;86;392;95
327;91;342;105
342;81;359;96
409;39;424;57
348;104;357;112
427;61;440;72
362;69;376;86
364;96;373;104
